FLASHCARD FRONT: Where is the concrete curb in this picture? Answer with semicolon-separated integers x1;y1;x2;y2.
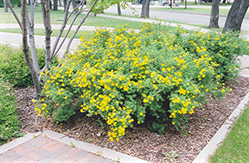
42;130;150;163
192;76;249;163
0;132;41;155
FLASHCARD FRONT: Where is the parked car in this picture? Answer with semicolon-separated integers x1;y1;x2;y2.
76;0;87;5
202;0;212;2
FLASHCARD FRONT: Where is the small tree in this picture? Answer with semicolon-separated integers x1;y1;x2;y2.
222;0;249;33
209;0;219;28
7;0;100;98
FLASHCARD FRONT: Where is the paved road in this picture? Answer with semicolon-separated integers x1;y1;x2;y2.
104;5;249;32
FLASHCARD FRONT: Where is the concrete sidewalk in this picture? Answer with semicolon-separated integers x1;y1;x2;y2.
0;135;113;163
0;130;149;163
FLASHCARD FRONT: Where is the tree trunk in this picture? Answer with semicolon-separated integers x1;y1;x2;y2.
21;0;41;98
197;0;202;5
185;0;187;9
64;0;67;11
209;0;219;28
4;0;8;12
223;0;249;33
140;0;150;18
117;3;121;16
41;0;52;69
27;0;40;77
53;0;58;10
59;0;62;6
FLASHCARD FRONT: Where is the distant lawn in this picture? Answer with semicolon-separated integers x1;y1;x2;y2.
152;7;249;18
186;2;232;6
209;106;249;163
0;7;145;29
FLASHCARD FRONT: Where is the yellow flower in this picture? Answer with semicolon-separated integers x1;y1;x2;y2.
143;99;149;103
109;137;114;141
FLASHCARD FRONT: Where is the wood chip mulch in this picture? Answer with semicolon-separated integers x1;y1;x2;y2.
15;77;249;163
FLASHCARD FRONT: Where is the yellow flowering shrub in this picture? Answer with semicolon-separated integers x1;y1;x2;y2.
34;23;249;140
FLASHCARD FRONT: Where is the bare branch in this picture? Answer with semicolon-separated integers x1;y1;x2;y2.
64;0;99;57
52;1;86;57
51;0;73;57
6;0;22;29
66;0;85;21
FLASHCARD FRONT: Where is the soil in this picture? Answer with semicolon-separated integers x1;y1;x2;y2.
15;77;249;163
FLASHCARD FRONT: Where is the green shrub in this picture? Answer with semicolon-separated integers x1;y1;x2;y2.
34;24;249;141
0;79;21;145
0;45;56;87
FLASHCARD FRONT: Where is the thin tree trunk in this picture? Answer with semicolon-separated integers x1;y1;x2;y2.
197;0;202;5
117;3;121;16
223;0;249;33
6;0;22;28
4;0;8;12
53;0;58;10
209;0;219;28
21;0;41;98
27;0;40;76
41;0;52;69
185;0;187;9
140;0;150;18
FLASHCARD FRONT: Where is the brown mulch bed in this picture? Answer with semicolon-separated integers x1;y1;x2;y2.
15;77;249;163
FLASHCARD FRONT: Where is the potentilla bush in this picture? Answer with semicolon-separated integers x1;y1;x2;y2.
34;24;249;141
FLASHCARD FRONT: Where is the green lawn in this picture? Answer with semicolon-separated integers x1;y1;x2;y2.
0;7;145;29
209;106;249;163
152;7;249;18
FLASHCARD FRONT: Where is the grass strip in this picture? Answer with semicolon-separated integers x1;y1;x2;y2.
209;106;249;163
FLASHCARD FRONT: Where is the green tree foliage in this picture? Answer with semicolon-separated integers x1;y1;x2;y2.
0;0;20;7
88;0;130;15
